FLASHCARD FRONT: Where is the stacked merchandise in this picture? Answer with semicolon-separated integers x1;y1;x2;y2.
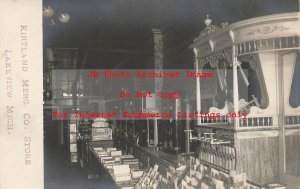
134;156;251;189
93;147;143;187
110;150;122;163
111;164;131;183
133;156;192;189
177;156;247;189
131;169;144;180
95;148;121;170
95;147;108;158
120;155;140;170
134;165;173;189
119;155;144;181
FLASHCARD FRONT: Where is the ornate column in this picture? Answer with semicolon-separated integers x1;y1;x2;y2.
193;48;201;125
152;29;164;148
232;45;240;129
154;118;158;148
152;29;164;110
185;98;191;153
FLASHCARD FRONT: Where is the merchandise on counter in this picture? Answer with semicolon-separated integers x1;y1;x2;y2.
91;118;112;140
131;170;144;179
120;155;135;159
107;147;117;152
94;147;103;151
92;146;141;186
111;150;122;157
135;164;174;189
112;164;131;183
121;157;139;170
133;155;254;189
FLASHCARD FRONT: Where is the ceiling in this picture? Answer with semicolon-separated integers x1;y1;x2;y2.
43;0;298;68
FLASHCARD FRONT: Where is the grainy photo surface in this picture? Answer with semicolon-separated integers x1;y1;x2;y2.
1;0;300;189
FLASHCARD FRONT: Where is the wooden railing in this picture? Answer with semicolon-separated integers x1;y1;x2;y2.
200;115;230;125
285;115;300;126
239;116;274;128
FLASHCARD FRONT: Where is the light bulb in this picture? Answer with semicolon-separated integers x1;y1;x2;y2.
204;15;212;27
43;6;54;17
59;13;70;23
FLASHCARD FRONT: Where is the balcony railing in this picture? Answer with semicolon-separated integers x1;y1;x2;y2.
239;116;273;128
285;115;300;126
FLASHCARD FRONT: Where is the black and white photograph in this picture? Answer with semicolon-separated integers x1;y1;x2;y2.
0;0;300;189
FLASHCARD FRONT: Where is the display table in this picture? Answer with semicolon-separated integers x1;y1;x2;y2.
88;147;143;189
76;135;114;178
115;136;178;176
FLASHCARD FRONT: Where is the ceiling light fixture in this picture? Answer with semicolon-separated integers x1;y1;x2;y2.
43;5;70;26
43;6;54;17
59;13;70;23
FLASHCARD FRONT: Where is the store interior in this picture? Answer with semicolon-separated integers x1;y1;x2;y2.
43;1;300;189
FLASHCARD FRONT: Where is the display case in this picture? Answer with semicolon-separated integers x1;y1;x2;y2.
190;13;300;186
68;114;78;164
91;118;112;140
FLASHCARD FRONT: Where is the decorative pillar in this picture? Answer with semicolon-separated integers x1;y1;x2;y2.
185;99;191;154
152;29;164;110
175;98;181;152
147;119;150;147
59;118;64;145
232;45;240;129
193;48;201;125
152;29;164;149
154;118;158;148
